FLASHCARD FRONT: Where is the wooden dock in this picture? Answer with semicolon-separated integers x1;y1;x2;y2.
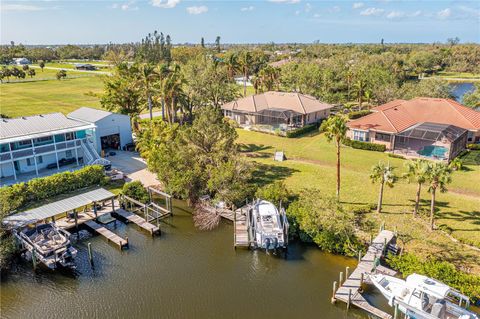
115;209;160;236
333;230;396;319
233;209;249;247
84;220;128;249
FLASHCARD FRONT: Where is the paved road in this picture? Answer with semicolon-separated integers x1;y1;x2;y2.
30;65;111;75
139;111;163;119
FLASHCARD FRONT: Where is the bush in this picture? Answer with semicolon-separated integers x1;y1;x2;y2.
286;123;319;138
122;181;149;203
467;143;480;150
387;253;480;303
286;189;362;256
388;153;405;159
348;110;372;119
343;138;386;152
255;181;291;207
0;165;105;215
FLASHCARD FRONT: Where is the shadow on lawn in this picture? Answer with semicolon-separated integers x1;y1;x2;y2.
239;143;273;153
250;162;299;188
437;210;480;226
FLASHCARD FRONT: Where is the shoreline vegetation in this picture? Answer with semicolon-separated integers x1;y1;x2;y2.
1;38;480;304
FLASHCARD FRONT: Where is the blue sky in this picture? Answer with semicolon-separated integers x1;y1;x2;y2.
1;1;479;44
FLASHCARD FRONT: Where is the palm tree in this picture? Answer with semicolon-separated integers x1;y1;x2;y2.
138;63;158;120
224;52;239;81
370;162;398;214
403;159;429;217
426;162;452;231
161;64;186;123
238;51;252;97
39;61;45;72
320;115;348;200
353;78;367;110
258;65;280;92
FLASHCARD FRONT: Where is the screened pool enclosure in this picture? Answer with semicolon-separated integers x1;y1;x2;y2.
393;122;468;161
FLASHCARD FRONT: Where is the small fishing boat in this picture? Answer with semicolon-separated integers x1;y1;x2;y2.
16;223;77;269
371;273;478;319
251;200;288;251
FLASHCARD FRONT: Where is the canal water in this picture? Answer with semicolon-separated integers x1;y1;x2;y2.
0;200;391;319
451;82;475;103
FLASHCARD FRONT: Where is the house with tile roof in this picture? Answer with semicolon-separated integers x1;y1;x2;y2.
347;98;480;160
221;91;333;133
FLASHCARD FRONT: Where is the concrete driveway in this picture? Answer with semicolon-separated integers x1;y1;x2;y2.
106;151;159;187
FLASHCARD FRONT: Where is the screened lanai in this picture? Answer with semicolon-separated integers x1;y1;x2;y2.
393;122;468;161
255;108;304;127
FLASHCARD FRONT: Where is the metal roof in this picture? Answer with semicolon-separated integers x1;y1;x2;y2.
68;107;122;123
396;122;466;143
2;188;115;228
0;113;95;143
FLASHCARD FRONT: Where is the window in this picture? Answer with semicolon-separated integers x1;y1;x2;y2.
66;150;73;158
27;158;34;166
65;132;75;141
37;156;43;164
19;140;32;146
353;130;368;142
36;136;52;143
375;133;391;142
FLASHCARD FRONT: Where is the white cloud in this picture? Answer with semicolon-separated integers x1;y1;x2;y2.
437;8;451;19
240;6;254;12
386;11;404;19
151;0;180;9
268;0;301;4
410;10;421;17
458;5;480;18
313;13;321;18
186;5;208;15
0;4;43;11
112;1;138;11
360;7;384;16
352;2;364;9
329;5;340;13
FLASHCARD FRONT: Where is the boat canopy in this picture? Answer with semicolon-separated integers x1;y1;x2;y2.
406;274;468;300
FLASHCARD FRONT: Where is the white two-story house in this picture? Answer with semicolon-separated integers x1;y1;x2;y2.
0;112;111;184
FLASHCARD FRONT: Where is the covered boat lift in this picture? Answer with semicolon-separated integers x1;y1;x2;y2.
3;188;129;249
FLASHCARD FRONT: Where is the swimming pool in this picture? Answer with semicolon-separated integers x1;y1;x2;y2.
417;145;448;158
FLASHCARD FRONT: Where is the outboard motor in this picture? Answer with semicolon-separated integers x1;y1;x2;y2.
264;238;271;253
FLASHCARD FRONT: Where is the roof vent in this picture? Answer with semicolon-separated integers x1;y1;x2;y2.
22;116;26;120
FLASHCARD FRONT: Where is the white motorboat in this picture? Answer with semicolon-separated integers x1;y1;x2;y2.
371;273;478;319
251;200;288;251
16;223;78;269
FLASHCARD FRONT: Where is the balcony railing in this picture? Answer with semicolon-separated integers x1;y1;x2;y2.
1;138;86;162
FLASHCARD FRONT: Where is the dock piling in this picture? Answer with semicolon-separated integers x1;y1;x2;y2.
339;271;344;285
347;289;351;310
358;250;362;263
87;242;94;266
346;266;350;280
394;301;399;319
32;247;37;271
331;281;337;303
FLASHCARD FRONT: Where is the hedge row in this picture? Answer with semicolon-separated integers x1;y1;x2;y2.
343;138;386;152
347;110;372;119
286;123;319;138
467;143;480;150
0;165;106;216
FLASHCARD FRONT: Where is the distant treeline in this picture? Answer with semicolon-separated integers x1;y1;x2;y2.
1;37;479;74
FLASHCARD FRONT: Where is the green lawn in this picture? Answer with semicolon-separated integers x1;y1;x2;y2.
237;130;480;272
0;76;105;117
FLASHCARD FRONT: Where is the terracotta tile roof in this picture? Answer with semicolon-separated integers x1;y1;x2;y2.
347;98;480;133
221;91;333;115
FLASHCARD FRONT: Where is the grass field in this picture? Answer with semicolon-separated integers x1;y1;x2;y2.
1;76;104;117
237;129;480;273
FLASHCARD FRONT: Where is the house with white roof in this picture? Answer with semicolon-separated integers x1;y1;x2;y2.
0;107;132;183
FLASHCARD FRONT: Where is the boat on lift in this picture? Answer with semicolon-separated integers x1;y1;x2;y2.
370;273;478;319
251;200;288;251
15;223;77;269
